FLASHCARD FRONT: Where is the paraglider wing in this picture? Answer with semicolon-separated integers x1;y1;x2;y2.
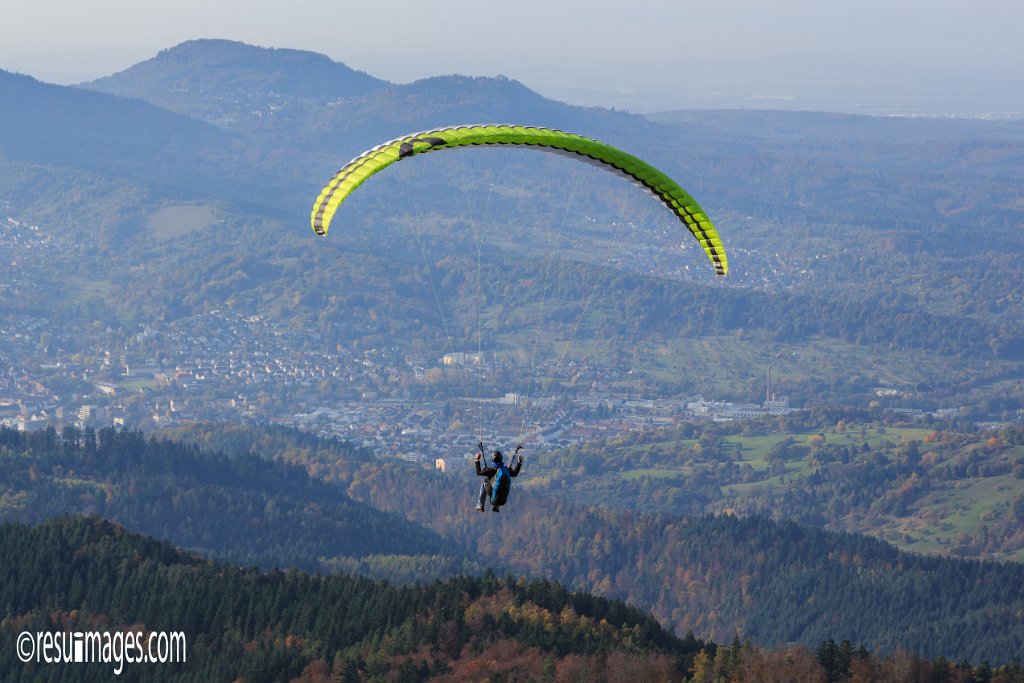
310;124;727;276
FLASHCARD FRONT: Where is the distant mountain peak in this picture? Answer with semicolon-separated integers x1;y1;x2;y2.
150;38;369;73
83;39;389;123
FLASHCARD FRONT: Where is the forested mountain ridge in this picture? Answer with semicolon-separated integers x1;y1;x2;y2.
523;411;1024;561
0;516;706;682
9;516;1023;682
81;38;658;145
311;452;1024;663
86;39;388;124
0;69;229;178
0;425;461;572
5;422;1018;662
163;413;1024;567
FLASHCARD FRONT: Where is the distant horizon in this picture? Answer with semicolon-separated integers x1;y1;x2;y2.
2;0;1023;118
2;37;1022;121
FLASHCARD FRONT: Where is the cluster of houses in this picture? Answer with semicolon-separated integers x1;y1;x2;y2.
288;387;795;470
4;211;804;456
0;400;113;432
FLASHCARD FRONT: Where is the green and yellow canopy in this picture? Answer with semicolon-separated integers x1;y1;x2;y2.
311;124;726;276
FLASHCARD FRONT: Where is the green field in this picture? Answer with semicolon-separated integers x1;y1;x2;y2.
720;428;931;496
619;468;686;481
62;275;115;304
609;425;1024;562
862;465;1024;562
146;204;221;239
724;427;933;463
617;427;933;484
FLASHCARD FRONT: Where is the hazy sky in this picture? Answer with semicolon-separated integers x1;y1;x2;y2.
3;0;1023;114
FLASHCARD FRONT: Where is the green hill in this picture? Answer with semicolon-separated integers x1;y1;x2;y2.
5;422;1024;661
0;69;226;174
0;515;703;682
85;39;388;126
49;422;1024;663
0;426;458;572
522;412;1024;561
